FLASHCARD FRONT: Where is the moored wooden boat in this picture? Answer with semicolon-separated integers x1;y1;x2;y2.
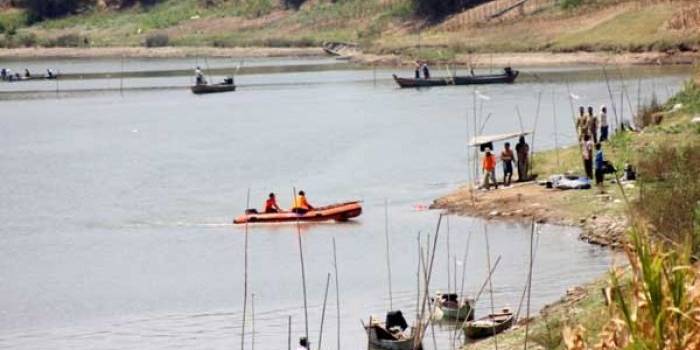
321;41;358;57
233;201;362;224
191;78;236;94
433;293;475;321
4;74;58;82
463;310;514;339
364;311;421;350
392;68;518;88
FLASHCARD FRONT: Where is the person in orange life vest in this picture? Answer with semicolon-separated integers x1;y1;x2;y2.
482;148;498;190
292;190;314;214
264;193;281;213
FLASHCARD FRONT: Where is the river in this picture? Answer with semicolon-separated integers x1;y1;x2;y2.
0;56;689;349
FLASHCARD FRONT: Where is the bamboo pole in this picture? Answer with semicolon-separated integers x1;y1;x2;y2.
288;316;292;350
484;225;499;350
528;91;543;179
552;89;560;168
296;220;310;344
318;273;331;350
452;230;473;349
416;232;422;322
446;215;452;295
241;189;250;350
120;56;124;97
523;221;536;350
332;238;341;350
602;66;620;131
384;199;393;310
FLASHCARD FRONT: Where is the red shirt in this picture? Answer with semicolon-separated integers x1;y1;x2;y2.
265;198;278;211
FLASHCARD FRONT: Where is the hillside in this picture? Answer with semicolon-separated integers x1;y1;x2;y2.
1;0;699;60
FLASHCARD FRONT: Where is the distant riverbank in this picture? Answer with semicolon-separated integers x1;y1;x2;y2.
1;46;699;68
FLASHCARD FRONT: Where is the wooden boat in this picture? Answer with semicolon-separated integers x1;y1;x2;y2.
364;311;421;350
4;74;58;82
233;201;362;224
392;68;518;88
321;41;358;57
191;78;236;94
463;310;514;339
432;293;475;321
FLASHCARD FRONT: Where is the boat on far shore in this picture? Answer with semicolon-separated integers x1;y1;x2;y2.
392;67;518;88
232;201;362;224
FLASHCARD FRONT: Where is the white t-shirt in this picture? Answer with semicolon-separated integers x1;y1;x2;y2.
583;140;593;160
600;112;608;127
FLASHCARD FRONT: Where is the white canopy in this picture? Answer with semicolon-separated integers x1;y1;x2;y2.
468;130;532;146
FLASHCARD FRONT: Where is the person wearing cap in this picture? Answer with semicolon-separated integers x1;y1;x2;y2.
482;148;498;190
297;337;309;350
292;190;314;214
599;105;609;141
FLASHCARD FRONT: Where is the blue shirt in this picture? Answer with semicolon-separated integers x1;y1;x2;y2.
595;150;605;170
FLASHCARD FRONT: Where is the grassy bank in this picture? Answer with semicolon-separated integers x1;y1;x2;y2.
1;0;699;60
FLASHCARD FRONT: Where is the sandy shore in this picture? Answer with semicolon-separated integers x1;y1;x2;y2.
351;50;700;67
0;46;325;59
431;181;628;248
1;46;698;66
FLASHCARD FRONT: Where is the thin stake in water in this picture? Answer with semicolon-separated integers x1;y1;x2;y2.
318;273;331;350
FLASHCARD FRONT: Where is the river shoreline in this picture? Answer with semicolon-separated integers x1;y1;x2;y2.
1;46;699;67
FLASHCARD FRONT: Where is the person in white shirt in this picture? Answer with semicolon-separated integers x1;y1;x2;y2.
194;66;206;85
599;105;609;141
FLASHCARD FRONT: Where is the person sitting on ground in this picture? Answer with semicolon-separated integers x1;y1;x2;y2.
421;62;430;79
582;134;594;179
515;136;530;182
500;142;514;186
264;193;281;213
195;66;206;85
587;105;598;143
297;337;309;350
594;143;606;193
599;105;609;142
292;190;314;214
481;148;498;190
24;68;31;78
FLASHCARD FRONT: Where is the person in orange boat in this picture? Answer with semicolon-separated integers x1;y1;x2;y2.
264;193;281;213
292;190;314;214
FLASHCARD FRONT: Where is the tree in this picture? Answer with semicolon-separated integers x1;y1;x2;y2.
412;0;491;21
22;0;93;19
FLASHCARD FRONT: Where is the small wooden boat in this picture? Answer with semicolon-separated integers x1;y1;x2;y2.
191;78;236;94
322;41;358;57
4;74;58;82
432;293;475;321
233;201;362;224
364;311;421;350
392;68;518;88
463;310;514;339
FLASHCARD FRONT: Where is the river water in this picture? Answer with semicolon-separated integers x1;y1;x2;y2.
0;57;689;350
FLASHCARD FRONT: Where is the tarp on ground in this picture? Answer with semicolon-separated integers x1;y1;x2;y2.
468;130;532;146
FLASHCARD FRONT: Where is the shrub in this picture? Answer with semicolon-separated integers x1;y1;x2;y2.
144;32;169;47
634;92;663;129
559;0;583;9
16;31;36;46
50;33;86;47
21;0;94;19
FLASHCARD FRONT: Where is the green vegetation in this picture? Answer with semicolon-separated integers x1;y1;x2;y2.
1;0;699;55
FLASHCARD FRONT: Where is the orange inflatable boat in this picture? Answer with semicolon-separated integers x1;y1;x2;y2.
233;201;362;224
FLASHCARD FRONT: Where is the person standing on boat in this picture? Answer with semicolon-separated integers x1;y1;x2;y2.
414;61;421;79
24;68;31;78
264;193;281;213
297;337;309;350
587;105;598;143
500;142;514;186
194;66;206;85
292;190;314;214
582;134;594;179
481;148;498;190
421;63;430;79
515;136;530;182
46;68;54;78
1;68;6;80
599;105;609;142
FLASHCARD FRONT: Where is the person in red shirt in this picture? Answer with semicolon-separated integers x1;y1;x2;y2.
264;193;281;213
482;148;498;190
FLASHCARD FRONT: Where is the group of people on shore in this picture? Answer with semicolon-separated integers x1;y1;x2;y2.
481;136;530;190
260;190;314;214
577;104;613;191
1;67;55;81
